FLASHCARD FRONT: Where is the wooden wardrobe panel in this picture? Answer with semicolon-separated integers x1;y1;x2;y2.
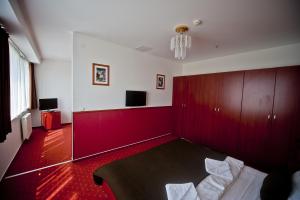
172;77;187;137
268;67;300;167
184;76;201;141
294;75;300;170
194;74;219;146
239;69;276;169
214;71;244;156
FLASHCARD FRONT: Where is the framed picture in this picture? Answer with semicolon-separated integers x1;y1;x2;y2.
156;74;165;89
92;63;110;86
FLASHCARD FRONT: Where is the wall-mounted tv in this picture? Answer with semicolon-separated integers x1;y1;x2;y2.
39;98;58;110
126;91;146;107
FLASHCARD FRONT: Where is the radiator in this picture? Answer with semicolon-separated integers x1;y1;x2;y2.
21;113;33;140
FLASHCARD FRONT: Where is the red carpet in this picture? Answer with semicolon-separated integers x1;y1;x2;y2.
5;124;72;176
0;134;177;199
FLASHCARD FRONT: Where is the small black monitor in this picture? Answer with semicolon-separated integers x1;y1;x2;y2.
126;91;146;107
39;98;58;110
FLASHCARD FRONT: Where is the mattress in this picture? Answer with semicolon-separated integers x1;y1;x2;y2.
93;139;226;200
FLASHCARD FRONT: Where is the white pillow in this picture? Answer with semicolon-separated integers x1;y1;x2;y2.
288;170;300;200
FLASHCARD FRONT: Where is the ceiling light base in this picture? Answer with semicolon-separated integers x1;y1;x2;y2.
175;25;189;33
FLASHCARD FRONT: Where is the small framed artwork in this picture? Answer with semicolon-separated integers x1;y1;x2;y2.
92;63;110;86
156;74;165;89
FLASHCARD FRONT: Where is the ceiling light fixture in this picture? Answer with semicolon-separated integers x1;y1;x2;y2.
170;24;191;60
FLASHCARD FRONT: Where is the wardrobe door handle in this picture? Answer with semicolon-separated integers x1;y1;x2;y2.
273;114;276;120
267;114;271;120
217;107;220;112
214;107;217;112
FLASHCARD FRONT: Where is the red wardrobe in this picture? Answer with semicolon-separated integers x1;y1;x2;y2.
172;66;300;171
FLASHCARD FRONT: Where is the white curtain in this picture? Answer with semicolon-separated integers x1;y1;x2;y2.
9;43;30;119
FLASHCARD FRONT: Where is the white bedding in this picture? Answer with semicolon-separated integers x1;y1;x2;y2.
165;160;267;200
221;166;267;200
197;156;244;200
205;158;233;181
165;183;200;200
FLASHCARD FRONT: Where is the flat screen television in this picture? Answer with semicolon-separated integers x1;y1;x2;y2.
39;98;58;110
126;91;146;107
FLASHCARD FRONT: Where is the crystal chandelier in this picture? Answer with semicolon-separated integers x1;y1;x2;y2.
170;25;191;60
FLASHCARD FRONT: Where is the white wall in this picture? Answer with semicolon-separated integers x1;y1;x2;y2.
73;32;182;112
31;59;72;127
182;43;300;75
0;118;23;180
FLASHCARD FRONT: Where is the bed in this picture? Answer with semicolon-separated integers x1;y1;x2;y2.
93;139;267;200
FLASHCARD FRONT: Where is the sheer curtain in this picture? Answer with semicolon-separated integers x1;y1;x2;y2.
9;43;30;119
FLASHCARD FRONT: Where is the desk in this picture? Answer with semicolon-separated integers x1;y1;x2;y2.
41;111;61;130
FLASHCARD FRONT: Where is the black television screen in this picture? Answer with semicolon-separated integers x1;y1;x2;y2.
39;98;58;110
126;91;146;107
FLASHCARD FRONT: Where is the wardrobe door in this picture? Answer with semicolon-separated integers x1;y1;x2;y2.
214;71;244;156
267;67;300;167
194;74;219;146
184;76;201;141
239;69;276;169
293;70;300;170
172;77;187;137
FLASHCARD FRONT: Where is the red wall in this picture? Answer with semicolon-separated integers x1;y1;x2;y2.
73;106;173;159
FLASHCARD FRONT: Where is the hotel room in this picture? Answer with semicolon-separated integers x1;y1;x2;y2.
0;0;300;199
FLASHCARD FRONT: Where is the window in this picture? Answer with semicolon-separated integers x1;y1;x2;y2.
9;43;30;119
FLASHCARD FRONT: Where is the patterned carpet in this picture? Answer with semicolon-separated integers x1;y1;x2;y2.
0;134;177;200
5;124;72;176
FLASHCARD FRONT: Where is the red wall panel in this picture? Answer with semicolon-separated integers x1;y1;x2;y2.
73;106;173;159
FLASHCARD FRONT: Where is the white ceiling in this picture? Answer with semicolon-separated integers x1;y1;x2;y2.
0;0;41;63
16;0;300;63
